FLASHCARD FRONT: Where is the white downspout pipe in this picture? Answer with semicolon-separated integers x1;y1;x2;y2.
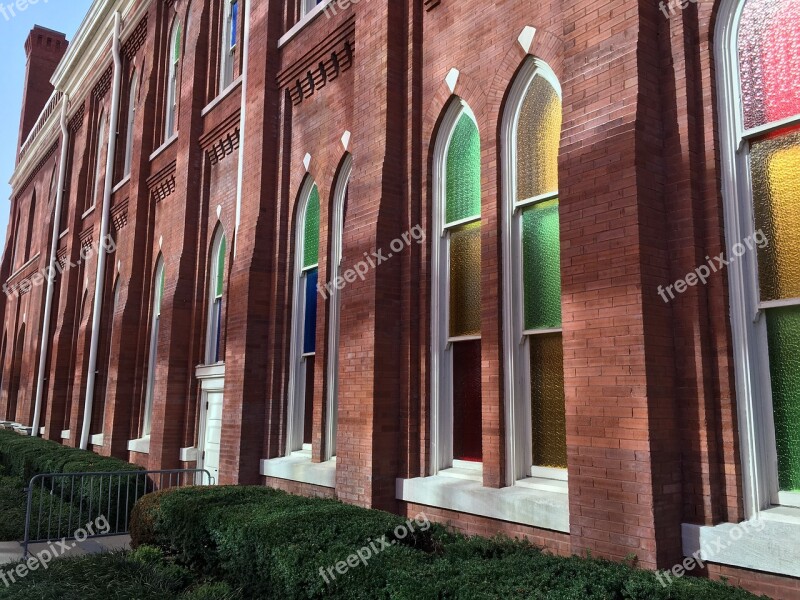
31;95;70;437
233;0;251;258
80;12;122;450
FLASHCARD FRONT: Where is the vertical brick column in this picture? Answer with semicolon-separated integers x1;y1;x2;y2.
218;0;284;484
332;0;407;511
147;0;210;472
560;0;682;570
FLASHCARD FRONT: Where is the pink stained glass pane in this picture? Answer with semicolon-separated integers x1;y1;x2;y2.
738;0;800;129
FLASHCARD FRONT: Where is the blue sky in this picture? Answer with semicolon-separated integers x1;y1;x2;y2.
0;0;93;261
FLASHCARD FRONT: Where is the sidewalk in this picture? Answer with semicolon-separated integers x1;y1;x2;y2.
0;535;131;565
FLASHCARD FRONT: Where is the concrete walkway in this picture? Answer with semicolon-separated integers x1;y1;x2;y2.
0;535;131;565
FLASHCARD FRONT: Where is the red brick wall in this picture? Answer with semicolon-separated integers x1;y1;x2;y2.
3;0;799;598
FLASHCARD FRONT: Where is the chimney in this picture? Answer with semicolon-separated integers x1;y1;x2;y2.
17;26;68;153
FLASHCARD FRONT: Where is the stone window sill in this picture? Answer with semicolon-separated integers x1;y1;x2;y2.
260;450;336;489
396;475;569;533
681;505;800;578
127;436;150;454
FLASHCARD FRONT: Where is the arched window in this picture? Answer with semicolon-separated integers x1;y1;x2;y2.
165;21;182;139
325;156;351;460
123;70;138;177
206;228;227;364
48;165;58;205
502;59;565;484
92;110;106;209
24;191;36;261
432;100;482;472
143;258;165;436
220;0;239;89
717;0;800;511
287;181;320;454
8;325;25;421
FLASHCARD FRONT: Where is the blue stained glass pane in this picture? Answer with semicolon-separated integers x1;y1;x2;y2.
303;269;318;354
230;2;238;48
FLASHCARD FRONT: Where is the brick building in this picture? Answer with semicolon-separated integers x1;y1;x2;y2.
1;0;799;596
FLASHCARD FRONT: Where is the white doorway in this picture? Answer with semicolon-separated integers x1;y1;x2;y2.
196;364;225;484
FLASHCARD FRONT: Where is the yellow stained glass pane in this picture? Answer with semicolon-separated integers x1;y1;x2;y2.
751;130;800;301
530;332;566;469
517;75;562;201
449;222;481;337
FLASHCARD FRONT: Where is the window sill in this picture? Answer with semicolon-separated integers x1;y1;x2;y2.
112;175;130;194
278;0;333;48
202;77;243;116
127;436;151;454
681;506;800;578
180;446;199;462
90;433;104;447
60;429;70;440
396;475;570;533
149;134;178;162
260;451;336;489
81;205;95;220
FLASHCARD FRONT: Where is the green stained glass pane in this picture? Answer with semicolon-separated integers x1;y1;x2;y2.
517;75;562;201
522;199;561;330
766;306;800;492
445;113;481;224
173;25;182;63
449;222;481;337
751;130;800;302
303;185;320;269
216;236;226;297
530;332;567;469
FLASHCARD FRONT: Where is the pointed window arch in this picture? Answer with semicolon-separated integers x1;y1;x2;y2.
123;69;138;177
501;58;566;484
165;20;182;139
431;99;482;473
717;0;800;511
143;258;165;436
206;227;227;364
286;181;320;454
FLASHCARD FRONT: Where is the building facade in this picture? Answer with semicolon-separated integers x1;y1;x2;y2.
1;0;799;596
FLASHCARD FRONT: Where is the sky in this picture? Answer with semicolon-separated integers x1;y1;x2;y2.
0;0;93;261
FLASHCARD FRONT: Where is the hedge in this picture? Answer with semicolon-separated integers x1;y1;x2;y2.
0;429;144;537
131;486;767;600
0;546;241;600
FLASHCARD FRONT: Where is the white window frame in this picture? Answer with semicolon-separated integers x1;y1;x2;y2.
286;179;318;455
143;258;164;437
205;227;226;365
123;70;138;177
324;156;351;461
500;58;566;486
431;99;481;475
165;20;181;140
92;110;106;209
220;0;238;90
715;0;800;515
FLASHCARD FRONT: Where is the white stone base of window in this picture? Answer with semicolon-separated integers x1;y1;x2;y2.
127;436;150;454
90;433;104;447
60;429;70;440
260;450;336;489
681;506;800;578
396;475;569;533
180;447;199;462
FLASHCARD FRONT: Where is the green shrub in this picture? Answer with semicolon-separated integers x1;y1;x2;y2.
0;429;144;531
130;486;767;600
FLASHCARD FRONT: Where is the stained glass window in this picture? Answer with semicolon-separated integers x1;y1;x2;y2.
515;71;566;472
449;222;481;337
208;233;226;364
738;0;800;494
446;114;481;224
517;76;561;200
738;0;800;129
443;106;482;463
303;186;320;268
